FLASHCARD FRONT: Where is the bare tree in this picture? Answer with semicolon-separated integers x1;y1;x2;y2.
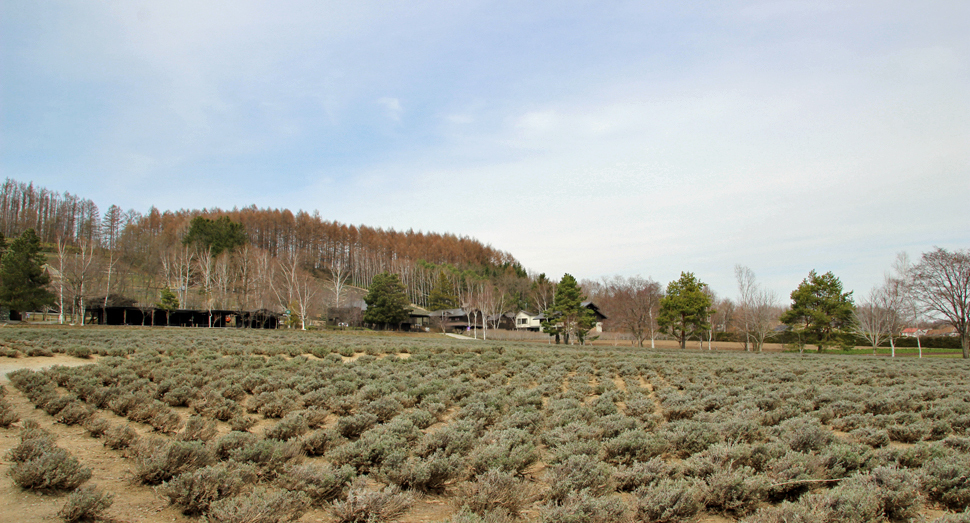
912;247;970;359
892;252;924;357
734;265;779;353
196;247;216;326
63;239;97;325
330;255;351;308
101;204;123;307
161;244;195;308
274;251;318;330
605;276;662;348
54;236;69;324
854;286;891;354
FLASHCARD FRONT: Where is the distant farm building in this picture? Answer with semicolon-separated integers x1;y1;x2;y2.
86;306;281;329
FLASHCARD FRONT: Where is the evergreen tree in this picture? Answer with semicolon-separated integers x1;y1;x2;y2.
658;272;713;349
428;270;459;311
541;274;592;345
182;216;247;256
363;272;412;329
156;287;180;326
0;229;55;315
780;270;855;352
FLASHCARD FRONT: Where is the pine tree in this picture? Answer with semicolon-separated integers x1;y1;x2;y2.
156;288;180;326
363;272;411;329
657;272;713;349
428;270;459;311
781;270;855;352
541;274;592;345
0;229;55;316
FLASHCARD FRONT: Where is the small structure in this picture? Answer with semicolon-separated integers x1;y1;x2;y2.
407;305;432;331
86;306;281;329
513;311;543;331
429;308;483;333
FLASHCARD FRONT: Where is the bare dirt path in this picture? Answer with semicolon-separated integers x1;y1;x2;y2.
0;355;97;383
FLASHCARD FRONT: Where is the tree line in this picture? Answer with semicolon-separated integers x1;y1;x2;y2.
0;178;528;324
1;179;967;357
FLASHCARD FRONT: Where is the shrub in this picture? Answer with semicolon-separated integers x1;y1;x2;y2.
887;423;928;444
301;429;341;456
103;424;138;450
414;420;479;458
213;431;260;460
850;427;890;448
546;455;614;502
381;451;465;492
229;439;304;477
468;428;539;476
176;415;219;442
603;427;670;464
799;486;880;523
742;501;821;523
82;416;109;438
265;412;309;441
703;466;769;516
7;434;56;463
43;394;77;416
9;446;92;490
300;407;330;429
130;438;213;485
207;487;309;523
326;431;404;475
274;463;355;504
159;462;259;515
442;507;515;523
844;467;921;521
365;397;404;423
633;478;705;523
614;457;678;492
776;416;834;453
0;399;19;427
56;401;94;426
766;451;827;499
58;485;113;523
229;414;257;432
147;409;184;434
943;436;970;453
539;491;628;523
253;391;301;418
330;480;414;523
337;412;379;439
922;454;970;510
457;469;539;519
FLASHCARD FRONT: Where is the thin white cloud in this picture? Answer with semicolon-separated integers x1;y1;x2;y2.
377;97;404;122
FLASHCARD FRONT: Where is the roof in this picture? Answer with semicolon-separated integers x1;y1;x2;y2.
429;308;468;317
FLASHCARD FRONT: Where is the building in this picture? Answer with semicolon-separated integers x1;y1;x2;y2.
86;306;281;329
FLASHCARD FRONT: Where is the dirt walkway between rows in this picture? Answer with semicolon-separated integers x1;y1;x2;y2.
0;355;97;383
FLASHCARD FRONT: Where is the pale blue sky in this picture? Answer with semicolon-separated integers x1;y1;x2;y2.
2;1;968;301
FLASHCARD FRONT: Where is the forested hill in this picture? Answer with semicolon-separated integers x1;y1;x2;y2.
0;178;523;308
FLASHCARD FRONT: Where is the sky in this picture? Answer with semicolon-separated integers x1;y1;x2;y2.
2;1;968;302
